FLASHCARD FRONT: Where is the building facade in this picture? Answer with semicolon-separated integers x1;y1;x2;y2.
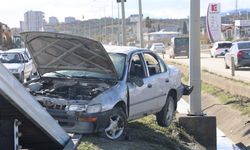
49;16;59;25
24;11;44;31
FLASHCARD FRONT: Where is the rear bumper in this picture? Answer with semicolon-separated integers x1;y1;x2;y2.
47;109;112;134
177;83;193;101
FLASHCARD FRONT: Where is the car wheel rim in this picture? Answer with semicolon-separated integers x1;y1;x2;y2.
105;114;124;140
166;99;174;122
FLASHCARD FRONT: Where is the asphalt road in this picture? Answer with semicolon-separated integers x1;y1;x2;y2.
164;51;250;83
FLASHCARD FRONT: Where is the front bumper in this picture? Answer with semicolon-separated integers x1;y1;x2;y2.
177;83;193;101
47;109;112;134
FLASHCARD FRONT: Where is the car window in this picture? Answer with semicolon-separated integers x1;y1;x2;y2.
158;57;167;72
238;42;250;49
129;54;146;78
0;53;22;63
218;43;232;48
22;53;29;62
143;53;161;76
109;53;126;80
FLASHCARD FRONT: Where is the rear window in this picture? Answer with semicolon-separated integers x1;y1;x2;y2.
238;42;250;49
175;38;189;45
218;43;232;48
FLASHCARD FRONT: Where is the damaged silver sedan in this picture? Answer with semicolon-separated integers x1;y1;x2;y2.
22;32;191;140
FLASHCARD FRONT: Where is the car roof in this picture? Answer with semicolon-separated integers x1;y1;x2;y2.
104;45;149;55
233;41;250;44
215;41;232;44
3;48;27;53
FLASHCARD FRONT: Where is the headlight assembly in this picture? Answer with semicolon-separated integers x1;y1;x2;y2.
68;105;87;112
86;104;102;113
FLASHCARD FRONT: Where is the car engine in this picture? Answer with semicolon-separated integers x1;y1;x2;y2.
26;78;111;101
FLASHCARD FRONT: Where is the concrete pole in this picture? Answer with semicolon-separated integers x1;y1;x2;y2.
189;0;202;116
138;0;144;48
121;0;126;46
111;0;114;43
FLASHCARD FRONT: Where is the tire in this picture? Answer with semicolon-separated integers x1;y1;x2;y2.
103;107;127;140
156;96;175;127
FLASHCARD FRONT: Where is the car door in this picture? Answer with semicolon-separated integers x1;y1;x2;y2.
127;53;158;119
142;53;169;109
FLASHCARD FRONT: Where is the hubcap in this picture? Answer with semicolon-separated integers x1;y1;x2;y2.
105;115;124;140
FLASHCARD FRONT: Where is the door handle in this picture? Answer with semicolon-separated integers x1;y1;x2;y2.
165;78;169;83
147;84;152;88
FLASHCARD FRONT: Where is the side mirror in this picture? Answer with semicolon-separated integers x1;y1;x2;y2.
128;76;144;87
225;49;229;53
24;60;29;63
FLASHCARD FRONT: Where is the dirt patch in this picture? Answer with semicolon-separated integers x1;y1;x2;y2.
77;115;203;150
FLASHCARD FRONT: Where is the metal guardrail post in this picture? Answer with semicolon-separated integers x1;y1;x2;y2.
231;56;235;76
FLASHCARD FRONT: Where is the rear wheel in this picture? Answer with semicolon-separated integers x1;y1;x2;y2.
156;96;175;127
103;107;127;140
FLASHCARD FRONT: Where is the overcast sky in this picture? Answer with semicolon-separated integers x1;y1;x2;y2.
1;0;249;28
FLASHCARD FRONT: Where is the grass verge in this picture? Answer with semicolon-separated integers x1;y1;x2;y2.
77;115;198;150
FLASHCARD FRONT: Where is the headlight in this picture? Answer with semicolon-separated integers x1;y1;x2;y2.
86;104;102;113
68;105;87;112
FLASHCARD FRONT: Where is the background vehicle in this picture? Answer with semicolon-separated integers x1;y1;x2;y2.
0;48;33;83
224;41;250;69
150;43;166;54
23;32;190;140
210;41;232;58
169;37;189;59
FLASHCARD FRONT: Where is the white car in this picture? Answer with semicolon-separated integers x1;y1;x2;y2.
150;43;166;54
22;32;193;140
0;48;33;83
210;41;232;58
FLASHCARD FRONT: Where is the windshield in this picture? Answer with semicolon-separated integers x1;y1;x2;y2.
0;53;22;63
218;43;232;48
238;42;250;49
43;53;126;80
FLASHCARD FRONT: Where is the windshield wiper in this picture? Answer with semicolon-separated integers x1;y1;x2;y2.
52;71;72;78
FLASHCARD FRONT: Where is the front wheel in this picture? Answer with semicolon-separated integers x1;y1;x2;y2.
156;96;175;127
103;107;127;140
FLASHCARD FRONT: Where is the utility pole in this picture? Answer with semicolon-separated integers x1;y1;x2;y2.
138;0;144;48
189;0;202;115
117;3;120;45
121;0;126;46
111;0;114;43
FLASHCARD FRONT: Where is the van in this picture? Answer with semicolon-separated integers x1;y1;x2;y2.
169;37;189;59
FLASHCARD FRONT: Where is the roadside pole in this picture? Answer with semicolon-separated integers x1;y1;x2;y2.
189;0;202;115
231;56;235;76
121;0;126;46
178;1;217;149
138;0;144;48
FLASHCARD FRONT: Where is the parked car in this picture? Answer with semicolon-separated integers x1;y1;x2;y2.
22;32;192;140
224;41;250;69
150;43;166;54
210;41;232;58
0;48;33;83
169;37;189;59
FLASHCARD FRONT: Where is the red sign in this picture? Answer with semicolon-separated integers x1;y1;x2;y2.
211;4;218;12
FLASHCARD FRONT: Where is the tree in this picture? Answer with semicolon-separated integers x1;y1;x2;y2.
182;21;188;35
145;17;152;32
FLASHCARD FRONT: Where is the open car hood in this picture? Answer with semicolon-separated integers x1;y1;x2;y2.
21;32;118;80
